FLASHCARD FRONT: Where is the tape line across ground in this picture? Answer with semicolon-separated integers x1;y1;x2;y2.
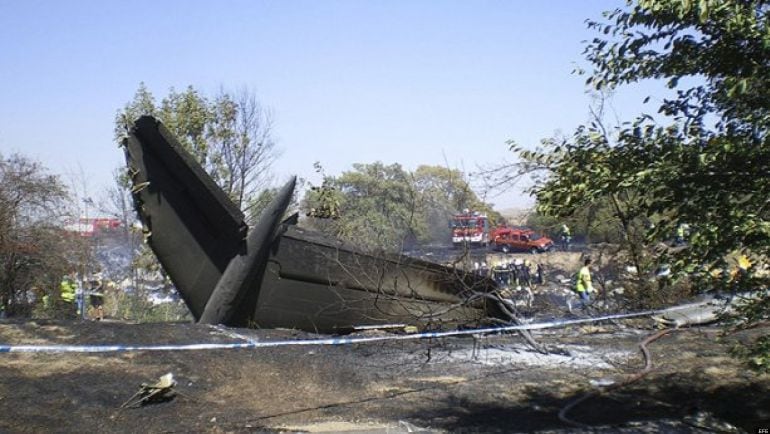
0;301;713;354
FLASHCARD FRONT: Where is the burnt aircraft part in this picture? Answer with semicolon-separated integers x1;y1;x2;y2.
199;176;296;326
124;116;504;332
256;226;501;331
124;116;247;318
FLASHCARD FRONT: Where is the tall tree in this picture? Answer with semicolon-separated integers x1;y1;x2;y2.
521;1;770;370
157;86;211;166
0;153;71;315
413;165;502;242
208;90;279;220
115;84;279;222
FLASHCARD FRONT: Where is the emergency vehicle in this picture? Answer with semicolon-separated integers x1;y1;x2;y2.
63;217;122;237
451;211;490;247
490;227;554;254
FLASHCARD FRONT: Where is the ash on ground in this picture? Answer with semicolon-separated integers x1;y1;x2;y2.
1;320;768;433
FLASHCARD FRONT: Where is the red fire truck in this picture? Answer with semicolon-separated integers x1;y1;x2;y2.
451;211;490;247
63;217;122;237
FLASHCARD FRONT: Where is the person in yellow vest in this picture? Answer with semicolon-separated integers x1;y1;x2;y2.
735;255;751;277
675;223;690;245
575;258;594;307
59;274;77;317
731;254;752;293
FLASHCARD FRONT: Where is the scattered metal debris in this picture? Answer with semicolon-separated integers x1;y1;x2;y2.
653;298;728;327
120;373;177;409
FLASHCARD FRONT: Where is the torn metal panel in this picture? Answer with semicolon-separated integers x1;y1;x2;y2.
199;177;297;325
123;116;503;332
652;293;761;327
124;117;247;318
258;229;498;331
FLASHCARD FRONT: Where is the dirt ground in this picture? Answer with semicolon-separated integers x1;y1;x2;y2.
1;318;769;433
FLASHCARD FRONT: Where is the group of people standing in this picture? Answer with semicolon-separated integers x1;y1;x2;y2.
476;255;597;307
474;258;545;289
492;259;543;288
58;272;106;320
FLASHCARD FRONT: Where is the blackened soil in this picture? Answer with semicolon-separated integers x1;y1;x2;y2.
0;319;768;433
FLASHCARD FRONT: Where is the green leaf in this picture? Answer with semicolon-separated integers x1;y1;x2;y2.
698;0;709;22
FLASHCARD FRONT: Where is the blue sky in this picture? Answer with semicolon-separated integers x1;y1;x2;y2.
0;1;665;209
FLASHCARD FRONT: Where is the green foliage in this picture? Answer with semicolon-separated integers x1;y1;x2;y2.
414;165;492;214
104;288;191;323
157;86;211;165
524;0;770;370
0;153;74;316
732;335;770;372
247;178;305;221
302;163;498;250
249;188;279;219
526;197;633;244
116;84;278;221
583;0;770;276
303;162;424;249
414;165;502;242
114;84;280;322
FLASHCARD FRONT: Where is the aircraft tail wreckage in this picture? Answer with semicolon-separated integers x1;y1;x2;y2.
123;116;504;332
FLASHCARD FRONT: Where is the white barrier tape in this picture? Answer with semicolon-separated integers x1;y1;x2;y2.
0;301;712;354
209;324;259;345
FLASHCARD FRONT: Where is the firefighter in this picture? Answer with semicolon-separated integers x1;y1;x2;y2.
655;263;672;291
88;275;105;321
510;259;521;286
520;260;532;288
731;254;751;281
560;224;571;251
675;223;690;245
503;260;514;286
492;260;511;287
536;263;544;285
575;258;594;307
725;255;752;293
479;262;489;278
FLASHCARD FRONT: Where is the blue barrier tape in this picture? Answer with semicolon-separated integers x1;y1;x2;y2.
0;301;712;354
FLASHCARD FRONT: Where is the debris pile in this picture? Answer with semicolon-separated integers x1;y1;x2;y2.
120;373;177;409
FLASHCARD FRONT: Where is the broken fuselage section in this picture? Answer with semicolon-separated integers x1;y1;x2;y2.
123;116;503;332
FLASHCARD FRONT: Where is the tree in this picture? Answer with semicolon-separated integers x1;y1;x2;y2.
303;162;425;250
111;84;281;322
525;196;629;244
157;86;211;167
303;163;500;249
114;82;156;141
0;153;71;316
520;1;770;370
413;165;502;242
116;84;279;222
208;90;279;221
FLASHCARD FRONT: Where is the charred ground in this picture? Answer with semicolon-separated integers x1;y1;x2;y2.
1;318;768;433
